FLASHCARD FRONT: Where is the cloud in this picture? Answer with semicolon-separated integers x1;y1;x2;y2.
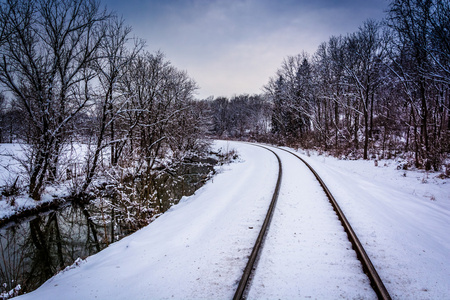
103;0;389;99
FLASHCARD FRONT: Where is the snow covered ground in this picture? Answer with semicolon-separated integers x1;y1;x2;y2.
295;148;450;299
0;143;86;221
14;141;279;299
9;141;450;299
247;146;377;299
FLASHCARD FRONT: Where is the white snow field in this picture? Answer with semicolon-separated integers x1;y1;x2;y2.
13;140;450;299
296;148;450;299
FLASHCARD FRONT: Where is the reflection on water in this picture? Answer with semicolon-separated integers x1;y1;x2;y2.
0;205;110;297
0;159;215;297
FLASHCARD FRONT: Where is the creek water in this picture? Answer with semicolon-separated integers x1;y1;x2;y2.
0;158;216;297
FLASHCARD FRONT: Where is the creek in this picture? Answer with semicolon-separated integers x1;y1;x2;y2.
0;157;216;297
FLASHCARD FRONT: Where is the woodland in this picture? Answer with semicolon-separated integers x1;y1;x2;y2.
0;0;448;210
207;1;449;173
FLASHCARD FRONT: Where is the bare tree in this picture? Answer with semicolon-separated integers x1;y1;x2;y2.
387;0;449;169
78;15;144;196
343;20;385;159
118;51;200;175
0;0;110;199
207;94;270;140
0;1;12;46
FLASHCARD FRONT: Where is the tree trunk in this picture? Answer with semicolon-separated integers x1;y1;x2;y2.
364;107;369;159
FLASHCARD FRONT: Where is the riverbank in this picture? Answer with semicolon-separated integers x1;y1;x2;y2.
0;196;67;227
0;143;74;226
0;142;225;297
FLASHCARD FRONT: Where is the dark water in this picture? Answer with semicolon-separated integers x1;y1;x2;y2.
0;159;215;297
0;204;112;297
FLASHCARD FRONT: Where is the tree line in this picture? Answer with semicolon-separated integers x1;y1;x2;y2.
207;0;449;171
0;0;449;205
268;0;449;170
0;0;208;201
204;94;272;140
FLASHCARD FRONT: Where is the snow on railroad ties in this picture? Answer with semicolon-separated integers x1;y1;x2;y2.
248;147;377;299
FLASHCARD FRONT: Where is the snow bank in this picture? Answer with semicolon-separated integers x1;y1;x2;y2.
296;150;450;299
15;141;278;299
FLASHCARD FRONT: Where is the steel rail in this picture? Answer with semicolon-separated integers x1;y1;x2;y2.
233;145;283;300
280;147;391;300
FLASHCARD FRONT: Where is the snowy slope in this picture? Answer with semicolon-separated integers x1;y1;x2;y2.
296;149;450;299
14;141;450;299
16;141;278;299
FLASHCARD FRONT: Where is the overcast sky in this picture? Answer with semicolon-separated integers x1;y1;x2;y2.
102;0;390;99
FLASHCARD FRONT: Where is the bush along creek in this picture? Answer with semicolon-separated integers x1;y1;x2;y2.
0;149;236;298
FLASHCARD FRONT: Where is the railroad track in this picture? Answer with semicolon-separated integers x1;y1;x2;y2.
233;144;391;300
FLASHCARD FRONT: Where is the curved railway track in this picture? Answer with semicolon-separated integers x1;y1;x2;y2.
233;144;391;300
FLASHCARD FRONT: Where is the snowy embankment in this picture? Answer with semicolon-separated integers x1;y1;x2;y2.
0;144;38;219
296;149;450;299
15;141;279;299
11;141;450;299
